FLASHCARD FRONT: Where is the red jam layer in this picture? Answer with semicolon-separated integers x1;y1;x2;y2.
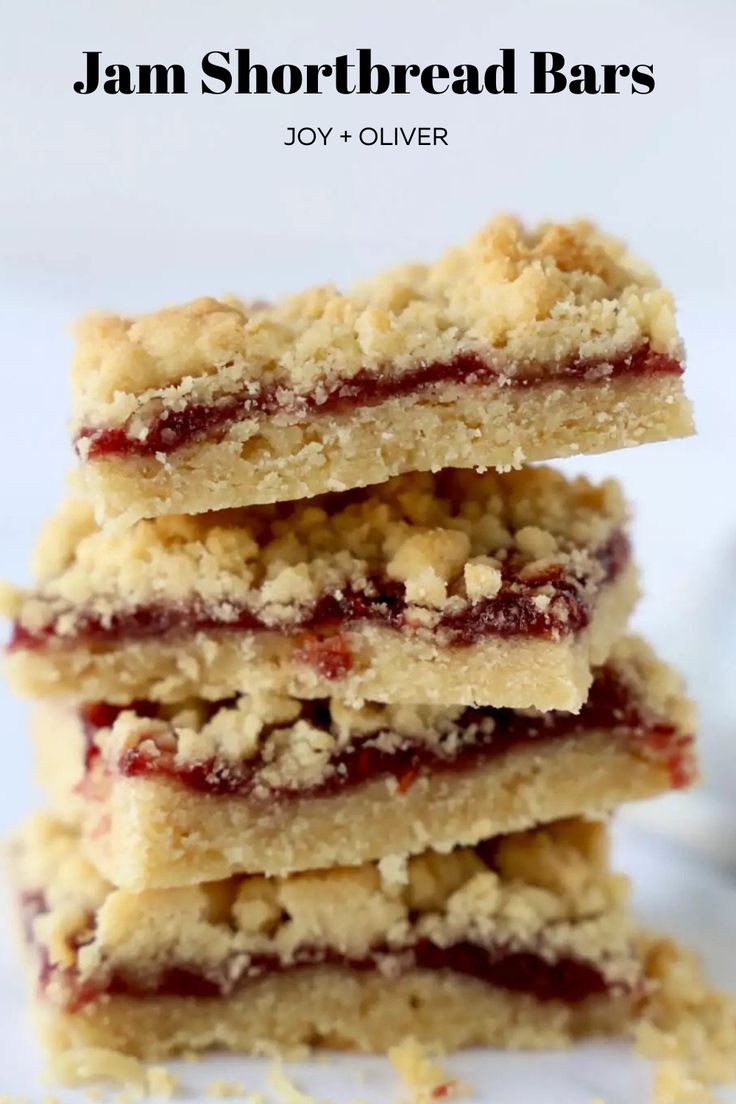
76;344;683;460
21;891;620;1014
80;665;694;801
8;531;630;657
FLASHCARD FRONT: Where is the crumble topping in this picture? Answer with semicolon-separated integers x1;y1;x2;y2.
638;938;736;1086
16;814;636;998
71;216;682;433
4;467;627;638
78;635;693;797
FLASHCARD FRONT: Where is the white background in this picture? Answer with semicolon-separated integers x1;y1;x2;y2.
0;0;735;879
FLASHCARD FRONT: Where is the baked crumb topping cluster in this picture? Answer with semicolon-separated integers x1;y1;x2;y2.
92;695;489;795
81;637;691;795
19;814;633;992
4;467;627;637
71;216;682;431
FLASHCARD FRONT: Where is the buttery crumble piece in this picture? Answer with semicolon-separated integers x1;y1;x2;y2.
146;1067;178;1099
266;1066;315;1104
652;1061;718;1104
388;1039;464;1103
206;1080;246;1098
638;937;736;1086
114;1089;145;1104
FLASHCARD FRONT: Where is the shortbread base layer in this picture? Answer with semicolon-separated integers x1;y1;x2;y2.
37;713;688;887
75;375;693;524
33;969;637;1060
7;564;638;710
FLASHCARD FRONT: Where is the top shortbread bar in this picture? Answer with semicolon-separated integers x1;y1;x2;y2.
72;216;693;524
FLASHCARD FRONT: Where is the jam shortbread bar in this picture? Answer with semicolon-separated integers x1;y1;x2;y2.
4;468;637;711
15;814;650;1059
71;216;693;524
34;637;696;888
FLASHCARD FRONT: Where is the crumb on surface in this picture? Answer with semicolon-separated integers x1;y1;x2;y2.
146;1066;178;1099
638;937;736;1086
388;1038;465;1103
652;1060;719;1104
266;1064;316;1104
206;1080;246;1098
634;935;736;1102
113;1088;145;1104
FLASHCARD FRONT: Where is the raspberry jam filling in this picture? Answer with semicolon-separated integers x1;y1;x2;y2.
21;890;622;1015
76;344;683;460
80;665;694;801
8;531;629;656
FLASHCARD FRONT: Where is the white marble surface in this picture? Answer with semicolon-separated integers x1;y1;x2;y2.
0;819;734;1102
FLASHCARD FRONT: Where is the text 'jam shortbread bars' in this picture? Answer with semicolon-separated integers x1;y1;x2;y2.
71;217;693;525
34;637;695;888
14;814;651;1060
3;467;637;711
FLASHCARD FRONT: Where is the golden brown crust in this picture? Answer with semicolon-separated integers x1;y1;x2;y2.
71;217;683;428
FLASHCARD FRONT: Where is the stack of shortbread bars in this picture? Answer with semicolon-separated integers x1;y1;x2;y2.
4;217;700;1065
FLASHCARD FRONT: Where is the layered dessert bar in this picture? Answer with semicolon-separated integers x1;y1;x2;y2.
34;638;696;888
14;814;651;1059
3;467;638;711
70;216;693;525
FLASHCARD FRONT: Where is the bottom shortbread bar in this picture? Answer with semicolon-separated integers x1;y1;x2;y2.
15;813;647;1060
